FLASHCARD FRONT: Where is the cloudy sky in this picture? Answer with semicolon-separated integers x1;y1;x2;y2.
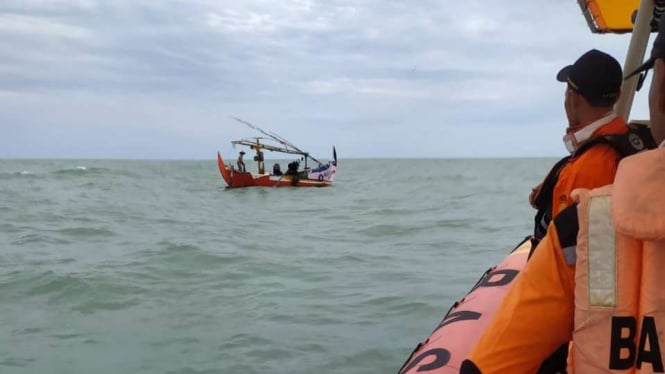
0;0;652;159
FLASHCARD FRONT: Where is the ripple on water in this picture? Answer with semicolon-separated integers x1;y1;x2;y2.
1;270;144;314
164;367;224;374
57;227;116;238
0;358;35;368
139;241;248;276
12;233;71;245
358;224;411;237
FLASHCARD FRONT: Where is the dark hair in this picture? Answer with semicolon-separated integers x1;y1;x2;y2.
585;95;618;108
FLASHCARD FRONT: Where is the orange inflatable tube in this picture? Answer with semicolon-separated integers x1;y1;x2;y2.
398;238;531;374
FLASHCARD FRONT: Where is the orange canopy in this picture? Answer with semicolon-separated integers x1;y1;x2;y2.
579;0;642;33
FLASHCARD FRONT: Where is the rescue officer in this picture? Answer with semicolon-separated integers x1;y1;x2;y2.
461;18;665;374
530;48;629;244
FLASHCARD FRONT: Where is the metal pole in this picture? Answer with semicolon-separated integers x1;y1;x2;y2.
617;0;655;122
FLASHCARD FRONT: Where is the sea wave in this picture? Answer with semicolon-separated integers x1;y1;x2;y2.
0;158;555;374
0;171;44;180
57;227;117;238
53;166;90;175
0;270;144;313
12;232;72;245
52;166;140;179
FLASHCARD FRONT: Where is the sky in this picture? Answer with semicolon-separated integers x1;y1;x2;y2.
0;0;655;159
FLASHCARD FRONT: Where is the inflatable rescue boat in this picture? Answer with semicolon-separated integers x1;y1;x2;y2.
397;238;531;374
397;0;662;372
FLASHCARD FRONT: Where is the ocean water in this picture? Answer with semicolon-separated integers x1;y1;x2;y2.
0;158;556;374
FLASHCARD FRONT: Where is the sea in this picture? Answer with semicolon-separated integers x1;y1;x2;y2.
0;158;557;374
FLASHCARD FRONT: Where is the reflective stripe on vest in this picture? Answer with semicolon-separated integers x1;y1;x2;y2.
587;195;617;307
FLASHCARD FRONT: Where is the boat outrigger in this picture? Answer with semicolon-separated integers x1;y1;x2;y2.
216;117;338;188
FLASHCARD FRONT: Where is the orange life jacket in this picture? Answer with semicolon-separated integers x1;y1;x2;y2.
531;118;656;243
572;148;665;373
461;148;665;374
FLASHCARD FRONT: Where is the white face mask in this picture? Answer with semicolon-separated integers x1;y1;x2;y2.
563;133;577;154
562;112;616;154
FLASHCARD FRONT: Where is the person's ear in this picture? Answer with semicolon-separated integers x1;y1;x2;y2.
568;89;583;108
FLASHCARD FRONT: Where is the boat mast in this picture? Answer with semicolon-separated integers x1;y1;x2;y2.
616;0;654;121
252;139;265;174
617;0;655;121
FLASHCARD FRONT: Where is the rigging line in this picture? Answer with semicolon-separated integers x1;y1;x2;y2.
230;115;324;165
231;116;289;148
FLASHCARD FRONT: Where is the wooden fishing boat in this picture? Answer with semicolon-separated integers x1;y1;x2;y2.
217;117;337;188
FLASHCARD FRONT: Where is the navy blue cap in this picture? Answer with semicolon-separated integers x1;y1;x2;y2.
556;49;622;101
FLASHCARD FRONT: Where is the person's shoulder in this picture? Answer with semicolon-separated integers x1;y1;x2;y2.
565;146;618;184
575;142;620;163
598;116;629;134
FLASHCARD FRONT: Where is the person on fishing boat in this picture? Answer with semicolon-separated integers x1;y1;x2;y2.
285;160;299;175
529;49;630;247
237;151;246;172
272;163;283;176
460;21;665;374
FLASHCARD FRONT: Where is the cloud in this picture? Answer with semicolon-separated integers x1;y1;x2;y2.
0;13;91;39
0;0;651;159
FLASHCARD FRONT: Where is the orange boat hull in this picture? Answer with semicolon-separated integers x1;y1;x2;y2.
398;238;531;373
216;152;334;188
